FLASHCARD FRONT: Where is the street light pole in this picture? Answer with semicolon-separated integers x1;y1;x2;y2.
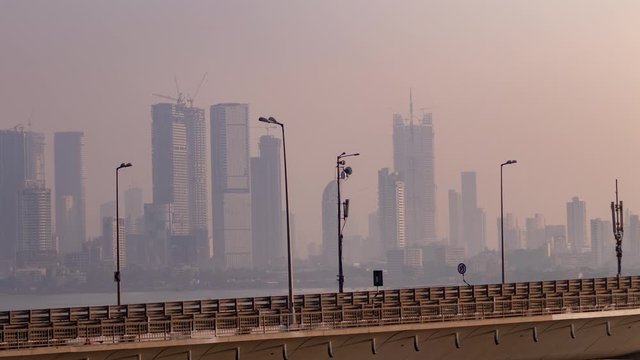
258;117;294;321
336;152;359;293
500;159;517;284
115;162;132;306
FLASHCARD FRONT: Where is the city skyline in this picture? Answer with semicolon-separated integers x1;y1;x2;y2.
3;1;640;262
2;100;638;260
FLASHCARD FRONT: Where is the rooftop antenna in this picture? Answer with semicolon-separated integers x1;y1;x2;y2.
174;75;181;98
27;109;34;131
409;88;414;124
611;179;624;278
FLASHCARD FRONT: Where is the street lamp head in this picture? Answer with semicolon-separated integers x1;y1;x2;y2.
258;116;280;125
502;159;517;166
339;152;360;159
510;160;517;164
118;162;132;169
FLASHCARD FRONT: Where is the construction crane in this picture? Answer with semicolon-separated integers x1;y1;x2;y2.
152;93;186;106
154;72;207;107
187;72;208;107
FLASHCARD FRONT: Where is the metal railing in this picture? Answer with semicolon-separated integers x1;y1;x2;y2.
3;275;639;328
2;292;640;351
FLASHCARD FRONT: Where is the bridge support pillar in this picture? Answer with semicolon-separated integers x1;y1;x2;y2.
494;329;500;345
413;335;421;352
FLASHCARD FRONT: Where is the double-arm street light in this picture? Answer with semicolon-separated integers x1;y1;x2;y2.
337;152;359;293
500;159;517;284
258;116;294;320
115;162;132;306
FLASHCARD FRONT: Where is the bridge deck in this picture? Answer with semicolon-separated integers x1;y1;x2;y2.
1;275;639;351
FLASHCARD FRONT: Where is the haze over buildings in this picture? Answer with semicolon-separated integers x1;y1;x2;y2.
1;1;640;292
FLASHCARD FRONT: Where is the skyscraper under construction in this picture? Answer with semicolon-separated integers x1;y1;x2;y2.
151;101;209;264
392;93;436;246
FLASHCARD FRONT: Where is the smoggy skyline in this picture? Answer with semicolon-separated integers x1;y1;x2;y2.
2;1;640;255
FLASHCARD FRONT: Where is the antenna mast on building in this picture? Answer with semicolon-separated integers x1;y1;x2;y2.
611;179;624;278
409;88;414;124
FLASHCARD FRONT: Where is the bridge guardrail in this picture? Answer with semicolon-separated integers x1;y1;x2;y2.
1;293;639;351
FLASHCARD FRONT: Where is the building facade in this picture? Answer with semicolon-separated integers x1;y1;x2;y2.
19;183;53;253
250;135;284;270
152;102;209;265
448;189;462;248
392;110;436;246
378;168;406;252
0;129;47;266
322;180;338;269
210;103;252;269
590;218;611;268
461;171;486;256
54;131;86;254
525;214;546;250
567;197;588;253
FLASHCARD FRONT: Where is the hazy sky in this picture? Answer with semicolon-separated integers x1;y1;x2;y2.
2;0;640;254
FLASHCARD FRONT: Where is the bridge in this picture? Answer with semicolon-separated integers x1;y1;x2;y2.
2;276;640;359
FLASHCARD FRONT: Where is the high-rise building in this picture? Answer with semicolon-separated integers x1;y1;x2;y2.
545;224;568;255
143;203;172;269
0;129;46;265
392;95;436;246
25;132;45;187
322;180;338;269
378;168;406;252
628;214;640;265
250;135;284;269
590;218;611;268
19;182;53;253
367;210;383;261
100;201;115;221
152;102;209;265
461;172;486;255
567;197;588;253
210;103;252;269
54;131;86;254
448;190;462;248
101;217;126;268
498;213;522;251
124;187;143;235
525;214;546;250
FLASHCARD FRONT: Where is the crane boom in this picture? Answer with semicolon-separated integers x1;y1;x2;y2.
189;72;208;107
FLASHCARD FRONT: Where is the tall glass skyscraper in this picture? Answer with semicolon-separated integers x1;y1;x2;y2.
210;103;252;269
152;102;209;264
0;129;48;266
461;171;486;256
54;131;86;254
250;135;284;270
